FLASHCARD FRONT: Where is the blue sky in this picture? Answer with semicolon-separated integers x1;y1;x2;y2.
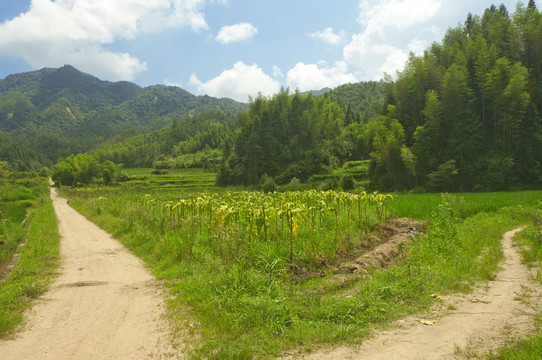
0;0;525;102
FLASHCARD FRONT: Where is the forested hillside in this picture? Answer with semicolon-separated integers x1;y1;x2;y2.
370;2;542;191
217;90;350;186
2;2;542;193
0;65;246;168
92;110;237;168
215;2;542;192
325;81;386;124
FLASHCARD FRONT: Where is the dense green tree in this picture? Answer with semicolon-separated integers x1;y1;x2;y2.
370;2;542;191
217;90;347;186
52;154;122;187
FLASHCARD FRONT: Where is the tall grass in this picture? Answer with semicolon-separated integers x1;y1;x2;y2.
0;178;60;338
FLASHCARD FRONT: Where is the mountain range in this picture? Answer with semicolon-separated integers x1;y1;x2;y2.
0;65;248;167
0;65;385;171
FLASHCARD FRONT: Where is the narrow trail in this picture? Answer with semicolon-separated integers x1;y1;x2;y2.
0;187;173;359
288;227;541;360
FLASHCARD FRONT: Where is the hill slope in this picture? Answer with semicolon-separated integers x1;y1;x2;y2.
0;65;247;167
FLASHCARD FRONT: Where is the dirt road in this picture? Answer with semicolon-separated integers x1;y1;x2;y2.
289;227;541;359
0;187;173;359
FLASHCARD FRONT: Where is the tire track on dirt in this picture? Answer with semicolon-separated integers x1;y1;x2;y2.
286;227;541;360
0;187;174;359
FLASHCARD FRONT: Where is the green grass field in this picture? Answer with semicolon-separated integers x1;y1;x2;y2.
389;191;542;220
122;168;216;190
62;172;541;359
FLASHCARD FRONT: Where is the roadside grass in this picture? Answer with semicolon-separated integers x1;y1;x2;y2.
66;184;533;359
0;178;60;338
0;180;41;266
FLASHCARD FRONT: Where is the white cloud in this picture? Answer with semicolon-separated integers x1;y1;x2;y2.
189;61;280;102
408;38;428;55
358;0;443;34
343;0;443;80
286;61;358;92
164;78;184;88
272;65;284;78
216;22;258;44
0;0;211;81
310;27;344;46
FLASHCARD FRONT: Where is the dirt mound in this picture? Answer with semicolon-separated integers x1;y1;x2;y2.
337;217;425;274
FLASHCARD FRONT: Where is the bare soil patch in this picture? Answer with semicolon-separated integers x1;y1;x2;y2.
0;187;176;359
291;217;424;282
337;217;425;275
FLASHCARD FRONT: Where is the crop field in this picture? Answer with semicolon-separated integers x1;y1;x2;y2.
62;173;541;359
121;168;216;190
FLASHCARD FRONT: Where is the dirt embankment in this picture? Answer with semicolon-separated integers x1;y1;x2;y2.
0;187;175;359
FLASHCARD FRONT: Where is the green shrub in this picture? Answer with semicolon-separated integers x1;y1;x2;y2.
260;174;277;193
340;174;355;190
286;177;301;191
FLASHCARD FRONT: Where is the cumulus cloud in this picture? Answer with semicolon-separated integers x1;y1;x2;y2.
272;65;284;78
286;61;358;92
310;27;344;46
189;61;280;102
0;0;211;81
216;22;258;44
358;0;442;33
344;0;443;80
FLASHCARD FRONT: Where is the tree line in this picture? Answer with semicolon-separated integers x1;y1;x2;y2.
214;2;542;192
370;2;542;191
51;154;124;187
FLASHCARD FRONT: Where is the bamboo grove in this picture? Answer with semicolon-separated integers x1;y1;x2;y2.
94;190;392;269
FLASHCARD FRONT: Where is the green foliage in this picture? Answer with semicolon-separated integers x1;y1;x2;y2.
427;160;459;192
286;177;301;191
38;167;51;178
370;3;542;191
0;177;60;338
92;111;236;169
0;161;13;183
339;174;355;190
51;154;122;187
324;81;386;123
0;132;44;171
218;90;348;186
0;66;247;166
259;174;277;193
64;182;532;359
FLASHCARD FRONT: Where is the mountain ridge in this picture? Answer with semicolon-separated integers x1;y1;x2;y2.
0;65;248;167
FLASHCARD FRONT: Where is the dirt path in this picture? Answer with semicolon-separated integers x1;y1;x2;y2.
289;227;541;360
0;187;174;359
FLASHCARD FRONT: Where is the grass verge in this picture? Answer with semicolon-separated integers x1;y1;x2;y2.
0;179;60;338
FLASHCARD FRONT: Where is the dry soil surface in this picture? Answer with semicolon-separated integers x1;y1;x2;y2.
285;227;542;360
0;187;174;359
